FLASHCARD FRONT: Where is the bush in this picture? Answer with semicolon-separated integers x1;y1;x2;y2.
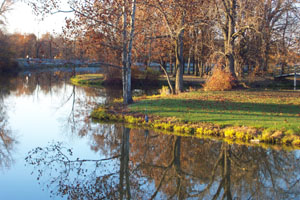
103;67;122;86
103;65;160;87
132;66;160;86
203;67;236;91
144;67;161;81
159;86;171;96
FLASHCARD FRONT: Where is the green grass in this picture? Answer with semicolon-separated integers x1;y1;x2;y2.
129;90;300;132
70;74;104;86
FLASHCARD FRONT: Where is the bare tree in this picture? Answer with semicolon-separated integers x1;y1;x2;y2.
0;0;13;27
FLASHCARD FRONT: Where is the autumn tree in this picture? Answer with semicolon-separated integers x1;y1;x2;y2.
214;0;300;76
211;0;256;77
257;0;300;72
142;0;209;93
0;0;18;73
29;0;138;104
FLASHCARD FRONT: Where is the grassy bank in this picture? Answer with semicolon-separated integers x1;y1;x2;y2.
70;73;170;89
92;90;300;147
70;74;104;87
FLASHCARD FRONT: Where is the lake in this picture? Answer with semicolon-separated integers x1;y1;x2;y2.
0;70;299;199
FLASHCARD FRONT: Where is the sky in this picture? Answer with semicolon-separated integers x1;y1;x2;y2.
5;1;71;36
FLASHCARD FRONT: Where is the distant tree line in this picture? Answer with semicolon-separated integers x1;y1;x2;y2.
0;0;87;73
6;32;85;60
0;30;85;72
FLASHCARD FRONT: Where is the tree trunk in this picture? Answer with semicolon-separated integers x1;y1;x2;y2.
49;38;52;59
147;38;152;70
222;0;237;78
262;37;270;72
200;61;203;77
119;126;131;199
122;0;135;105
194;58;199;76
187;47;192;75
175;37;184;94
169;50;173;74
159;61;174;94
223;144;232;200
122;3;129;105
126;0;136;104
174;10;185;94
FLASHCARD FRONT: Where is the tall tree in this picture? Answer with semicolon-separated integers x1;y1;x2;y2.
143;0;208;93
258;0;299;72
29;0;137;104
213;0;259;77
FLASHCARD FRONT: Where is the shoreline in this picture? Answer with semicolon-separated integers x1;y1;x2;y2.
91;104;300;149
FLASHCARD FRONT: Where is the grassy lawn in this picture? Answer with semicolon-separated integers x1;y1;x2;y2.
129;90;300;132
70;74;104;86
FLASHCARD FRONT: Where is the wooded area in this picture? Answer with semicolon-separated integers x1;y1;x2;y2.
1;0;300;103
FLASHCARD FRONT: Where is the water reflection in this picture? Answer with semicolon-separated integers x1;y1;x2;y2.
0;85;17;170
4;71;121;136
2;71;300;199
26;126;300;199
0;70;120;171
25;126;128;199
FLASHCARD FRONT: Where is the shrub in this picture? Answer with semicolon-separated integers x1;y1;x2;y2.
224;129;235;138
184;127;194;135
103;67;122;86
159;86;171;96
203;128;214;135
292;139;300;146
235;131;245;140
131;66;144;80
196;127;204;135
144;67;161;81
162;123;173;131
173;125;185;133
132;66;160;87
91;108;111;120
203;67;237;91
153;123;163;129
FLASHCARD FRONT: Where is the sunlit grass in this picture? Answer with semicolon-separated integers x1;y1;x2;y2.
129;90;300;132
70;74;104;86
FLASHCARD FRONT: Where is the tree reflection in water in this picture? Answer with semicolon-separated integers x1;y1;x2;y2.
26;126;300;199
0;105;16;170
0;78;17;170
25;126;138;199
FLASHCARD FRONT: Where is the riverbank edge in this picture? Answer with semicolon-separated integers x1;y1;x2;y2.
91;105;300;148
70;74;104;87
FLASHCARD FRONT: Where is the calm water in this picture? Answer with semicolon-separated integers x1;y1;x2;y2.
0;71;300;200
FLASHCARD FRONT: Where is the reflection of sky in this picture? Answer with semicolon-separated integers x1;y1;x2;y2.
0;83;106;199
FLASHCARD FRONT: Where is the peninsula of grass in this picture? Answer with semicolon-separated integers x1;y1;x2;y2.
92;90;300;147
70;74;104;87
